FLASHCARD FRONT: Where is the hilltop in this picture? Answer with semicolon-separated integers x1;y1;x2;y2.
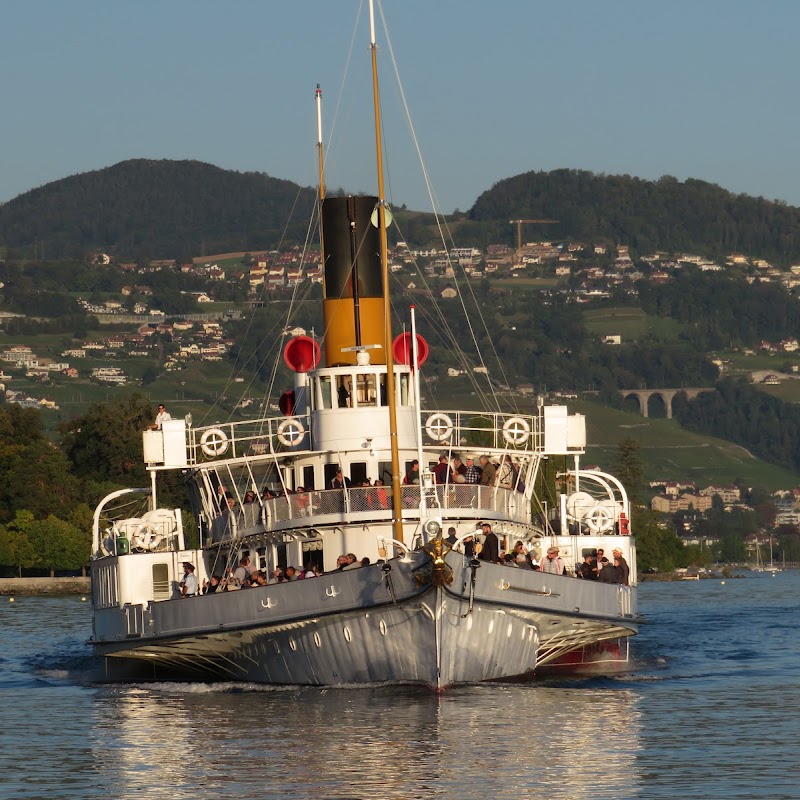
461;169;800;264
0;159;317;260
3;163;800;264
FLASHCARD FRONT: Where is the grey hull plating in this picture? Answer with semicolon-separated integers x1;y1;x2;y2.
94;552;637;689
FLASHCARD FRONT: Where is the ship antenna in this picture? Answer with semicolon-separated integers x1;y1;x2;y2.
369;0;403;545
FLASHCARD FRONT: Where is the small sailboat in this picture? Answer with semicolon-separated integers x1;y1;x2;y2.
88;1;639;689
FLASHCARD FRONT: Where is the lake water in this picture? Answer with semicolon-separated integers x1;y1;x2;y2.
1;571;797;800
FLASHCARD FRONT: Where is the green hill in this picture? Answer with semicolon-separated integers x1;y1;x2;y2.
575;399;800;491
0;159;317;259
466;168;800;263
5;163;800;263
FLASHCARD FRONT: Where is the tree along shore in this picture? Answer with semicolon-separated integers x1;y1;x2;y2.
0;577;90;596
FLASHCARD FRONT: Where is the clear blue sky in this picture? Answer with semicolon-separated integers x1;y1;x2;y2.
3;0;800;215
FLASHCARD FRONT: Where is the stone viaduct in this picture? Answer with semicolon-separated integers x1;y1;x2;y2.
619;387;716;419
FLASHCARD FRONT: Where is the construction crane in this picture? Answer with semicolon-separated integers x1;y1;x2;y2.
509;218;559;259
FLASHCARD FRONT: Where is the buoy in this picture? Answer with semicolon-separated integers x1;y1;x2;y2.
9;597;15;603
720;580;726;585
81;597;87;602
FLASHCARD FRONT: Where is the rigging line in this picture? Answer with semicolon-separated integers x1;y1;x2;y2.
318;1;364;187
378;5;519;415
259;208;323;429
387;228;503;413
193;185;311;429
237;204;321;419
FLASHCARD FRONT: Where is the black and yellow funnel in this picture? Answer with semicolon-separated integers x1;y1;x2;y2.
321;195;386;366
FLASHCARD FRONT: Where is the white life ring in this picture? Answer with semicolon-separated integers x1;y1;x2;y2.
584;505;613;534
200;428;229;457
131;523;161;551
502;416;530;446
276;418;305;447
425;413;453;442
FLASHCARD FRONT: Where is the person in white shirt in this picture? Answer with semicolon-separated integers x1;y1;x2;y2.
180;562;199;597
149;403;172;430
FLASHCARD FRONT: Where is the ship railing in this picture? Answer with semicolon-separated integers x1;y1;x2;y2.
253;485;530;528
187;412;313;465
418;409;544;452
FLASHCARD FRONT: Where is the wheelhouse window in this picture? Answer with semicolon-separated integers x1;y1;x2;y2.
318;376;334;409
336;376;352;407
356;374;376;407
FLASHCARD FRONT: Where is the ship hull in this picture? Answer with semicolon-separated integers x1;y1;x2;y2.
93;552;637;689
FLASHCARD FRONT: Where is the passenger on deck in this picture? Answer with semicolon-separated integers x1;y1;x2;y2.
179;562;198;597
203;574;223;593
361;556;371;567
577;554;598;580
593;548;608;578
433;454;453;485
285;566;298;581
462;455;481;484
232;556;251;589
343;553;360;570
404;460;420;485
335;554;348;570
330;468;351;490
598;559;620;583
496;456;515;489
149;403;171;430
478;522;500;564
540;547;566;575
337;382;351;408
612;548;630;585
479;456;496;487
251;571;268;587
446;526;458;546
292;487;310;517
214;483;229;513
373;479;389;509
269;567;285;584
301;563;316;579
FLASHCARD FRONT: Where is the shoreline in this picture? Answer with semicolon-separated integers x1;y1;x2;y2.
0;577;91;596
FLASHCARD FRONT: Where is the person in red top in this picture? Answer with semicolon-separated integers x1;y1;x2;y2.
433;454;453;485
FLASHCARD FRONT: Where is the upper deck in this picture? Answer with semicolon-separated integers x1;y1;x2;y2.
145;404;586;471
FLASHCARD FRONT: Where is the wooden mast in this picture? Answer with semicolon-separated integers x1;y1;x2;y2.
369;0;403;544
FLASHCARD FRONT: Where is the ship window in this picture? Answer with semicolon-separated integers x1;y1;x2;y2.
324;463;341;487
318;377;333;409
152;563;170;600
378;374;388;406
350;462;367;485
301;540;323;571
398;373;410;405
377;461;393;485
356;374;376;407
302;465;315;490
336;377;352;408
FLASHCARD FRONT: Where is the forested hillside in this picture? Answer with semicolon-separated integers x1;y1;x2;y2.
468;169;800;264
0;159;317;260
5;163;800;263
